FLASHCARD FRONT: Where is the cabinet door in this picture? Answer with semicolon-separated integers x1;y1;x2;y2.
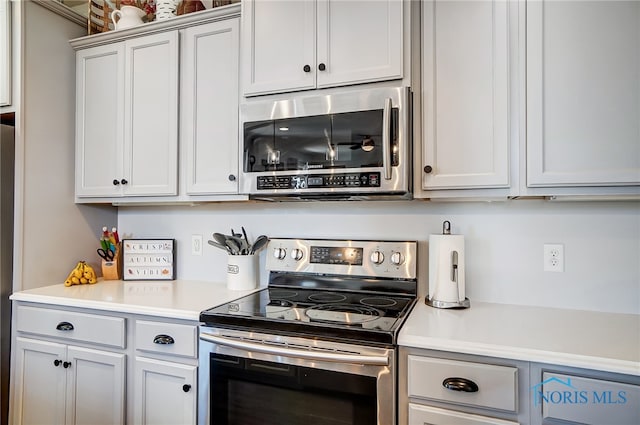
0;0;11;106
316;0;403;88
75;43;124;197
182;19;240;195
527;0;640;187
409;404;519;425
421;0;510;190
123;32;179;196
134;357;197;425
65;346;125;425
241;0;316;95
13;337;67;425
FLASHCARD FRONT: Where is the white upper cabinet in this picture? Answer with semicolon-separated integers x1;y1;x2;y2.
0;0;11;107
241;0;403;96
526;0;640;188
75;42;124;197
75;31;179;198
420;0;512;192
181;18;240;195
123;33;179;196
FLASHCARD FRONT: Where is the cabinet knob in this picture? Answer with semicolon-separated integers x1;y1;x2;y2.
54;359;62;367
113;179;120;186
182;384;191;393
228;174;236;181
56;321;74;331
153;334;175;345
318;63;326;71
442;377;479;393
63;361;72;369
303;64;311;73
120;179;128;185
423;165;433;174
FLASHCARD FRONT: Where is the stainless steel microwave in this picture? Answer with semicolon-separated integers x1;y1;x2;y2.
239;86;412;201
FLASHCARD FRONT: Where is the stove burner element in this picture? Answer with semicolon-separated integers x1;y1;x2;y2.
305;303;382;325
308;292;348;303
269;290;298;299
360;297;398;308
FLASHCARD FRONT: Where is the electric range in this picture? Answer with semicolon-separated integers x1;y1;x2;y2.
198;238;418;425
199;238;418;346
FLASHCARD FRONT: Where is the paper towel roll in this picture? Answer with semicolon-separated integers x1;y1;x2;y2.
428;233;465;304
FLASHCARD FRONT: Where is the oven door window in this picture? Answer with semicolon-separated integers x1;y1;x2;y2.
210;354;376;425
243;109;399;173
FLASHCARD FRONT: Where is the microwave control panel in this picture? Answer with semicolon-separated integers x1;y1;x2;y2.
256;172;381;190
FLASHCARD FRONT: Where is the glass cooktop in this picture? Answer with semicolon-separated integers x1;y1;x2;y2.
200;286;417;346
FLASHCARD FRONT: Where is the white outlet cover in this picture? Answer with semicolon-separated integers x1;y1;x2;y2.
192;234;203;256
543;243;564;272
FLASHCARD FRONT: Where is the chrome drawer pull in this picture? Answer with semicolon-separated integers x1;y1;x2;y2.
153;334;175;345
56;322;74;331
443;377;479;393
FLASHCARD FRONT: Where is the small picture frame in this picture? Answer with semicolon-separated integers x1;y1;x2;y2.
122;239;175;281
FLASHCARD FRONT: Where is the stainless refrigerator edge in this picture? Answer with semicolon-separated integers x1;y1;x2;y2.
0;123;14;425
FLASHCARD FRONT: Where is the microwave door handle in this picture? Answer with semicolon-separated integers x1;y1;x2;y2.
382;97;392;180
200;333;389;366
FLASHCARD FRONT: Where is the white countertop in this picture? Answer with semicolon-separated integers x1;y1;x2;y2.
12;282;639;376
399;301;640;376
10;279;260;321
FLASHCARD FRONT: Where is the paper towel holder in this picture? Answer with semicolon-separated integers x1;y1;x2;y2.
425;220;470;309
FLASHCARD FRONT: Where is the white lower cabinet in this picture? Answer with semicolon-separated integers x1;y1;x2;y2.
530;364;640;425
13;337;125;425
399;347;529;425
134;357;197;425
11;302;200;425
133;318;199;425
409;404;519;425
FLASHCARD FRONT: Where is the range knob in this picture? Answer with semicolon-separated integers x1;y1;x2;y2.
273;247;287;260
291;248;304;261
390;251;405;266
370;250;384;265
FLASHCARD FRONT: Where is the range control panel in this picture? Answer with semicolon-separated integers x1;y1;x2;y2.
256;172;381;190
266;238;417;280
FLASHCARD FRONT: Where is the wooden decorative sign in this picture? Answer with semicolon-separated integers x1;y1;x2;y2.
122;239;175;281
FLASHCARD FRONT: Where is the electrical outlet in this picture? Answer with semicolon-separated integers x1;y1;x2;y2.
192;234;203;256
543;243;564;272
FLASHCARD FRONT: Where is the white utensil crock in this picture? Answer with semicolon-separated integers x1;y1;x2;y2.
227;255;258;291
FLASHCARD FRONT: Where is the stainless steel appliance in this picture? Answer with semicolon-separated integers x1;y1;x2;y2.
239;86;412;200
198;238;418;425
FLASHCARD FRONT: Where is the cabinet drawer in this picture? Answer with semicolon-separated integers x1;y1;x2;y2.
408;356;518;412
409;403;519;425
15;305;125;348
538;372;640;425
135;320;197;358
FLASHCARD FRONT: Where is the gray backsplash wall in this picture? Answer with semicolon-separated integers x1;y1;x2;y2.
118;199;640;315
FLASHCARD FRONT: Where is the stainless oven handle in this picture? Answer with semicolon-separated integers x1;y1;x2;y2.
382;97;392;180
200;333;389;366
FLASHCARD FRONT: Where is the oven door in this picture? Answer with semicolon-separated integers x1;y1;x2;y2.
198;327;395;425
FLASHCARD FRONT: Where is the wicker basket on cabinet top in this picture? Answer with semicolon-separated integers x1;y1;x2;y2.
88;0;122;34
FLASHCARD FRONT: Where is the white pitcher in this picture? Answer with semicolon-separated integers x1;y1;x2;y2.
110;5;145;30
